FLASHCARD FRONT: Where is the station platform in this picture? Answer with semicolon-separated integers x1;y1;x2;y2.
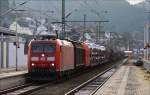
143;59;150;72
0;67;27;79
94;60;150;95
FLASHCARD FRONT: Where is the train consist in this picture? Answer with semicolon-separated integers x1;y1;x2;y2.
27;38;124;80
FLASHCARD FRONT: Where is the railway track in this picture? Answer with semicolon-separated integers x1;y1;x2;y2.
0;59;127;95
30;59;127;95
0;82;51;95
65;64;120;95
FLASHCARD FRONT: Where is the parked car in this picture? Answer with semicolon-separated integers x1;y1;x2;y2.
134;58;143;66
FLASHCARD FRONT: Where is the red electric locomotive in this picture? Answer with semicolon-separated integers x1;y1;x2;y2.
28;39;58;79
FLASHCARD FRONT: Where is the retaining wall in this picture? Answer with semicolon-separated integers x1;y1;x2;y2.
143;60;150;72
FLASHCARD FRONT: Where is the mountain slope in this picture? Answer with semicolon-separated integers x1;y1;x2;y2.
10;0;146;32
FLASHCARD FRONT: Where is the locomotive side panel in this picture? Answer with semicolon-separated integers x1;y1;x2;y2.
60;45;74;71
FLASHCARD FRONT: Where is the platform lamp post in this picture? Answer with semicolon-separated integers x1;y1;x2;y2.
14;9;26;71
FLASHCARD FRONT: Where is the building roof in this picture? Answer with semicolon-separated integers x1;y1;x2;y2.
0;27;16;36
0;27;33;38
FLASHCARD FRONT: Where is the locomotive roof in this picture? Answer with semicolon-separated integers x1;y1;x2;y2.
30;39;73;47
56;39;74;47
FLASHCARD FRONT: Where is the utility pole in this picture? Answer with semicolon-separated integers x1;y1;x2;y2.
14;9;25;71
52;20;108;41
98;22;101;41
144;0;150;60
109;32;111;48
0;33;4;69
15;11;18;71
83;14;86;40
96;25;99;42
127;40;130;51
62;0;65;39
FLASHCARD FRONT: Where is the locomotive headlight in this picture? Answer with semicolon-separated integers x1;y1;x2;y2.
31;63;35;66
31;57;39;61
51;63;55;66
47;57;55;61
41;54;45;57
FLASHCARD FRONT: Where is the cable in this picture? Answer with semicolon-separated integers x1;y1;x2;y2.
0;0;31;17
25;7;59;21
78;0;101;18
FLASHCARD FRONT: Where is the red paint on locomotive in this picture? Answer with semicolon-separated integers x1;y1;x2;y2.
28;40;61;77
82;42;90;67
28;39;75;79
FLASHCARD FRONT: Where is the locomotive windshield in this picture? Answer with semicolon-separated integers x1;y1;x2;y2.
31;43;55;53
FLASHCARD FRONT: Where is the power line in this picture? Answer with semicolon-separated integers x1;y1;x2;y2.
78;0;102;19
0;0;31;17
23;7;56;18
94;0;100;6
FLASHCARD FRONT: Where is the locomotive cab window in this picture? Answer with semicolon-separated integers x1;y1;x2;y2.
31;43;55;53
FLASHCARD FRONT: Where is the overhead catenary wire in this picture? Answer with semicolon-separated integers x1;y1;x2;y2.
0;0;31;17
78;0;103;19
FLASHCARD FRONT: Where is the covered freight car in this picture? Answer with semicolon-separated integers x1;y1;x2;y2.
68;41;86;69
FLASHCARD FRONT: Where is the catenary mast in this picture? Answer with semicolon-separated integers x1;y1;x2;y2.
144;0;150;60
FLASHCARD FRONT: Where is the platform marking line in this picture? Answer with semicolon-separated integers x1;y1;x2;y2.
116;67;129;95
93;66;127;95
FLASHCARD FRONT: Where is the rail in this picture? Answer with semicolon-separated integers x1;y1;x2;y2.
65;59;127;95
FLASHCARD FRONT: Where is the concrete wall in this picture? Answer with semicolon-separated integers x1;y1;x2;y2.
0;41;4;68
0;42;9;68
0;41;27;69
3;42;7;68
143;60;150;72
9;43;27;68
0;42;1;67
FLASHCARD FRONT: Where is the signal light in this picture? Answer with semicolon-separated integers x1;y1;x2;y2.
51;63;55;66
13;42;20;48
